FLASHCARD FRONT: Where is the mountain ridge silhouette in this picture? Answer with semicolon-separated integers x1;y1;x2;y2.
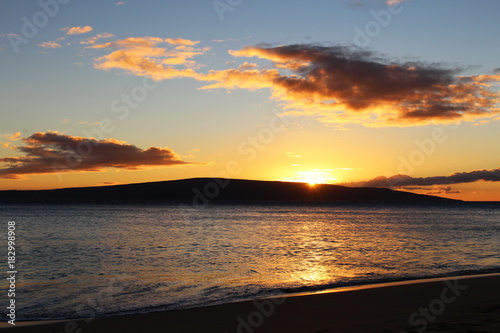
0;178;462;205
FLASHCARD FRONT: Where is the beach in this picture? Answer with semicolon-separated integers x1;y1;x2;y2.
4;273;499;333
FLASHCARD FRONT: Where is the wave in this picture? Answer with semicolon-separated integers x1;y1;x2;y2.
12;266;500;322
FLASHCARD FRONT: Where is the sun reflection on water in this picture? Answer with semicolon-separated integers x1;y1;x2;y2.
13;203;500;320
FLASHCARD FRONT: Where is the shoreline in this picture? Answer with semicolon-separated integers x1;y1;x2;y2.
4;273;500;332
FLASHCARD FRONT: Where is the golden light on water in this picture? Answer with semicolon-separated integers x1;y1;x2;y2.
291;263;333;284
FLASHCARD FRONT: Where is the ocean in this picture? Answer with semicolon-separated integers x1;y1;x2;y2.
1;203;499;321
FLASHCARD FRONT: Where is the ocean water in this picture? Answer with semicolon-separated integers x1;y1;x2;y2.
1;203;499;321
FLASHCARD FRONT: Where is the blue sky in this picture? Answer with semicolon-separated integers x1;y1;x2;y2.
1;0;499;200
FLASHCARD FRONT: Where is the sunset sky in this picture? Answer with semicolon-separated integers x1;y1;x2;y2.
1;0;499;201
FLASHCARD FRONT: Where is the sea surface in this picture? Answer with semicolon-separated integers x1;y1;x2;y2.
1;203;499;321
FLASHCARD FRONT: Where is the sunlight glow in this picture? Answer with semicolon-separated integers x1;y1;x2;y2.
280;169;339;185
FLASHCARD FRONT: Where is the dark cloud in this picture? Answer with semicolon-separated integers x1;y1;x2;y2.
400;186;432;191
426;186;461;195
348;167;500;188
91;37;499;127
220;44;500;126
0;131;194;179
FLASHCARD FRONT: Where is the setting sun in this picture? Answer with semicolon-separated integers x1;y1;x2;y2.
280;169;338;185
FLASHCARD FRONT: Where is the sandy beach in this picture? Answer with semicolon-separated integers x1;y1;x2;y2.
3;273;499;333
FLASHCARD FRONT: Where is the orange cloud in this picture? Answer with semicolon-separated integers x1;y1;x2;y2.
426;186;461;195
239;62;258;69
207;45;500;127
386;0;409;5
199;68;279;90
164;38;200;46
90;37;206;80
4;132;22;141
38;41;62;48
62;26;93;35
0;131;196;179
90;40;500;127
80;33;115;45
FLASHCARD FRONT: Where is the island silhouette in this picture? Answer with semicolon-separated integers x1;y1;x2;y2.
0;178;461;204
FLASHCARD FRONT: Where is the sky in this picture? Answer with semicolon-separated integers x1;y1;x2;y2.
0;0;499;201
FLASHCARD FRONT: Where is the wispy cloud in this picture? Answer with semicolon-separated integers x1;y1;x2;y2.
116;1;126;5
62;26;93;35
78;121;101;125
3;132;22;141
80;33;114;45
164;38;199;46
239;62;258;69
90;37;208;80
386;0;410;6
347;167;500;188
0;131;196;179
0;132;22;149
212;38;237;43
426;186;461;195
285;152;301;158
38;41;62;49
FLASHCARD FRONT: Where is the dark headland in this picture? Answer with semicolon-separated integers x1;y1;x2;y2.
0;178;462;205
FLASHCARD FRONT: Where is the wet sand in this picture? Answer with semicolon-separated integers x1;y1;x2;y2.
3;273;500;333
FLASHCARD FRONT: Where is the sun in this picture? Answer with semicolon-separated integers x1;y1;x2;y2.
296;170;334;185
280;169;338;185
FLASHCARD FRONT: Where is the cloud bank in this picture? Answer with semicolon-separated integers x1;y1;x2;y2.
0;131;193;179
349;167;500;188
